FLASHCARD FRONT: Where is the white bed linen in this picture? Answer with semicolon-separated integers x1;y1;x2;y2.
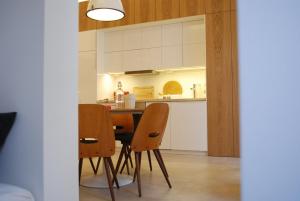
0;183;34;201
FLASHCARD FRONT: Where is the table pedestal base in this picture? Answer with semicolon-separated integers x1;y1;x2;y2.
80;174;133;188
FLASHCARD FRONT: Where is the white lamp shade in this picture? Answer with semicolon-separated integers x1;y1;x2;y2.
87;0;125;21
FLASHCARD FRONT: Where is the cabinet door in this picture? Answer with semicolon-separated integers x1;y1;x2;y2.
78;52;97;103
141;25;162;49
146;102;172;150
162;45;182;68
103;31;123;52
179;0;205;17
103;52;123;73
123;50;142;71
141;48;162;69
171;102;207;151
162;23;182;46
134;0;156;23
79;30;97;52
79;2;97;32
123;29;142;50
183;21;204;44
183;43;205;67
156;0;180;21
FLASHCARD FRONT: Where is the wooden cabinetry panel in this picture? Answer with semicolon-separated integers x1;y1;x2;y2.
156;0;180;21
97;0;135;29
179;0;205;17
206;12;234;156
231;11;239;157
205;0;231;13
79;2;97;32
134;0;156;23
231;0;236;10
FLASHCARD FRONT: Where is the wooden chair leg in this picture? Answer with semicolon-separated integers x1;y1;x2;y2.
153;150;172;188
108;157;120;189
134;152;142;197
95;157;101;174
147;150;152;171
133;152;142;182
79;158;83;183
157;149;168;177
115;145;126;173
120;145;131;174
104;158;116;201
127;147;134;168
89;158;97;174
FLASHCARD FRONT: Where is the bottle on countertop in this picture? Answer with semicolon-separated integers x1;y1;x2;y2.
115;81;124;108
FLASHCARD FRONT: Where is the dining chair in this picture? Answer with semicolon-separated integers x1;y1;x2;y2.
78;104;119;201
130;103;172;197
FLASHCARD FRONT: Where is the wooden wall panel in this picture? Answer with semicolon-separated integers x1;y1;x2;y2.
79;2;97;32
205;0;231;13
179;0;205;17
97;0;135;29
206;11;234;156
134;0;156;23
156;0;180;21
231;0;237;10
231;11;240;157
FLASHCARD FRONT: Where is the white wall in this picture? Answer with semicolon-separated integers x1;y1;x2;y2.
43;0;78;201
0;1;44;200
0;1;78;201
238;1;300;201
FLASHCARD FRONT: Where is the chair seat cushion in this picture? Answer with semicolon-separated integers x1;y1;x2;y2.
115;132;133;144
0;183;34;201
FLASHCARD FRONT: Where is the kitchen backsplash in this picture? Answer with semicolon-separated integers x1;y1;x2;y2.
97;68;206;100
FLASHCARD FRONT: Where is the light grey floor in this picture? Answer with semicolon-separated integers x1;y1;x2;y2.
80;151;240;201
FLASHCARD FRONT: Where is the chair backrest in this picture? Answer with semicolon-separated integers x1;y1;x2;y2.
111;113;134;134
131;103;169;152
79;104;115;158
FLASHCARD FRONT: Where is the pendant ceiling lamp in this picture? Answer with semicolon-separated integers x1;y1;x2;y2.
86;0;125;21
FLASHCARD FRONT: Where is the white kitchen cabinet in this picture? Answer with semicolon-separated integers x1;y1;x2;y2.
146;102;172;150
102;52;123;73
183;43;205;67
141;47;162;69
123;50;142;71
170;101;207;151
162;23;182;46
98;17;206;73
123;29;142;50
142;25;162;48
103;30;123;52
183;20;204;44
162;45;182;68
78;52;97;103
79;30;97;52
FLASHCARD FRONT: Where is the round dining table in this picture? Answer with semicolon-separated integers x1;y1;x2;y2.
80;107;144;189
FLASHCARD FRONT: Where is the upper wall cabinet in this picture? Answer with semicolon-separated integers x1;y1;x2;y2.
97;0;135;29
162;23;182;46
123;29;142;50
205;0;231;13
134;0;156;24
156;0;180;21
103;31;123;52
141;26;162;48
179;0;205;17
79;2;97;32
98;18;205;73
